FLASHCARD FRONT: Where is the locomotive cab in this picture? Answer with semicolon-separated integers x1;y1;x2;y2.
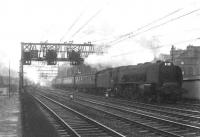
146;61;182;87
159;62;183;102
145;61;183;102
160;62;182;86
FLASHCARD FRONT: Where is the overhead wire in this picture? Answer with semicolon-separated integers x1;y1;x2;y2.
59;5;200;59
164;37;200;46
118;8;183;39
107;8;200;46
91;8;183;45
82;6;200;63
110;37;200;58
70;8;103;38
60;10;86;42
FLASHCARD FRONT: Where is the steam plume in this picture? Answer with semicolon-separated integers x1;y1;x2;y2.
85;36;161;69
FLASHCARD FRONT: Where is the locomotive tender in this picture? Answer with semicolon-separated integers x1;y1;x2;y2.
53;61;183;102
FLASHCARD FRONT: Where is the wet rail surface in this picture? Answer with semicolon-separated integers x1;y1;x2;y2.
46;87;200;113
41;87;200;121
75;97;200;136
76;96;200;127
33;87;200;137
32;92;125;137
38;87;200;137
33;90;174;136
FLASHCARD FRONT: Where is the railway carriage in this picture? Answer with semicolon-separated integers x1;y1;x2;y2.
75;74;96;93
62;77;74;89
52;78;63;89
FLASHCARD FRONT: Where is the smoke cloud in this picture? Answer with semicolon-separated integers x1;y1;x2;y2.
85;36;161;70
136;36;161;58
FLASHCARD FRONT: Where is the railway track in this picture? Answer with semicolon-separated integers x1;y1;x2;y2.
38;101;74;137
45;87;200;112
32;92;125;137
40;88;200;124
175;101;200;112
77;96;200;125
76;91;200;113
36;88;200;137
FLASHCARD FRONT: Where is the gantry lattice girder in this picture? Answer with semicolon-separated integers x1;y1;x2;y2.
19;42;100;90
21;42;95;63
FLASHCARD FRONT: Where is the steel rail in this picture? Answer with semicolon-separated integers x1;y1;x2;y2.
34;96;81;137
38;90;185;137
34;93;125;137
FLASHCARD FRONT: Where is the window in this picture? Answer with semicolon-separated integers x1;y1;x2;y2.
181;61;184;65
197;68;200;75
165;62;171;66
188;67;193;75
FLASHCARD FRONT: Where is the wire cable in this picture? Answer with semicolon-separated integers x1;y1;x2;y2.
110;37;200;58
71;8;103;38
118;8;183;39
107;8;200;46
91;9;182;44
60;10;85;42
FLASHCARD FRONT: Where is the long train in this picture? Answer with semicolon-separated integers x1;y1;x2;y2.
52;61;184;103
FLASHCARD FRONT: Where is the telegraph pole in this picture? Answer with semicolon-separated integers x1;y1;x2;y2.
8;60;10;98
19;44;24;92
171;45;175;63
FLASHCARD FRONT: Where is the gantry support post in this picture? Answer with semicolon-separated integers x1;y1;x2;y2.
19;43;24;92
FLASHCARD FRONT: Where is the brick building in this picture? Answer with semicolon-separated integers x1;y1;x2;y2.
170;45;200;78
170;45;200;99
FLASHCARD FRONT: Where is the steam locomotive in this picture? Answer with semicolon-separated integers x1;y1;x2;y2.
53;61;183;103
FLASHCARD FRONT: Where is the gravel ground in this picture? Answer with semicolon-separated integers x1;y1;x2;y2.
0;94;21;137
46;94;144;137
21;91;59;137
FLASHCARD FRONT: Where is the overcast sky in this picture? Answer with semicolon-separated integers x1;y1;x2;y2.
0;0;200;82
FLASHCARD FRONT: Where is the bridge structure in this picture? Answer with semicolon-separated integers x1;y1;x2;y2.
19;42;101;91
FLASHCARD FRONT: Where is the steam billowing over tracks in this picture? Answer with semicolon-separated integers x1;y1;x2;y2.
29;87;200;137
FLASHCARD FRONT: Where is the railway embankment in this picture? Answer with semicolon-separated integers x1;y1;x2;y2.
20;88;59;137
